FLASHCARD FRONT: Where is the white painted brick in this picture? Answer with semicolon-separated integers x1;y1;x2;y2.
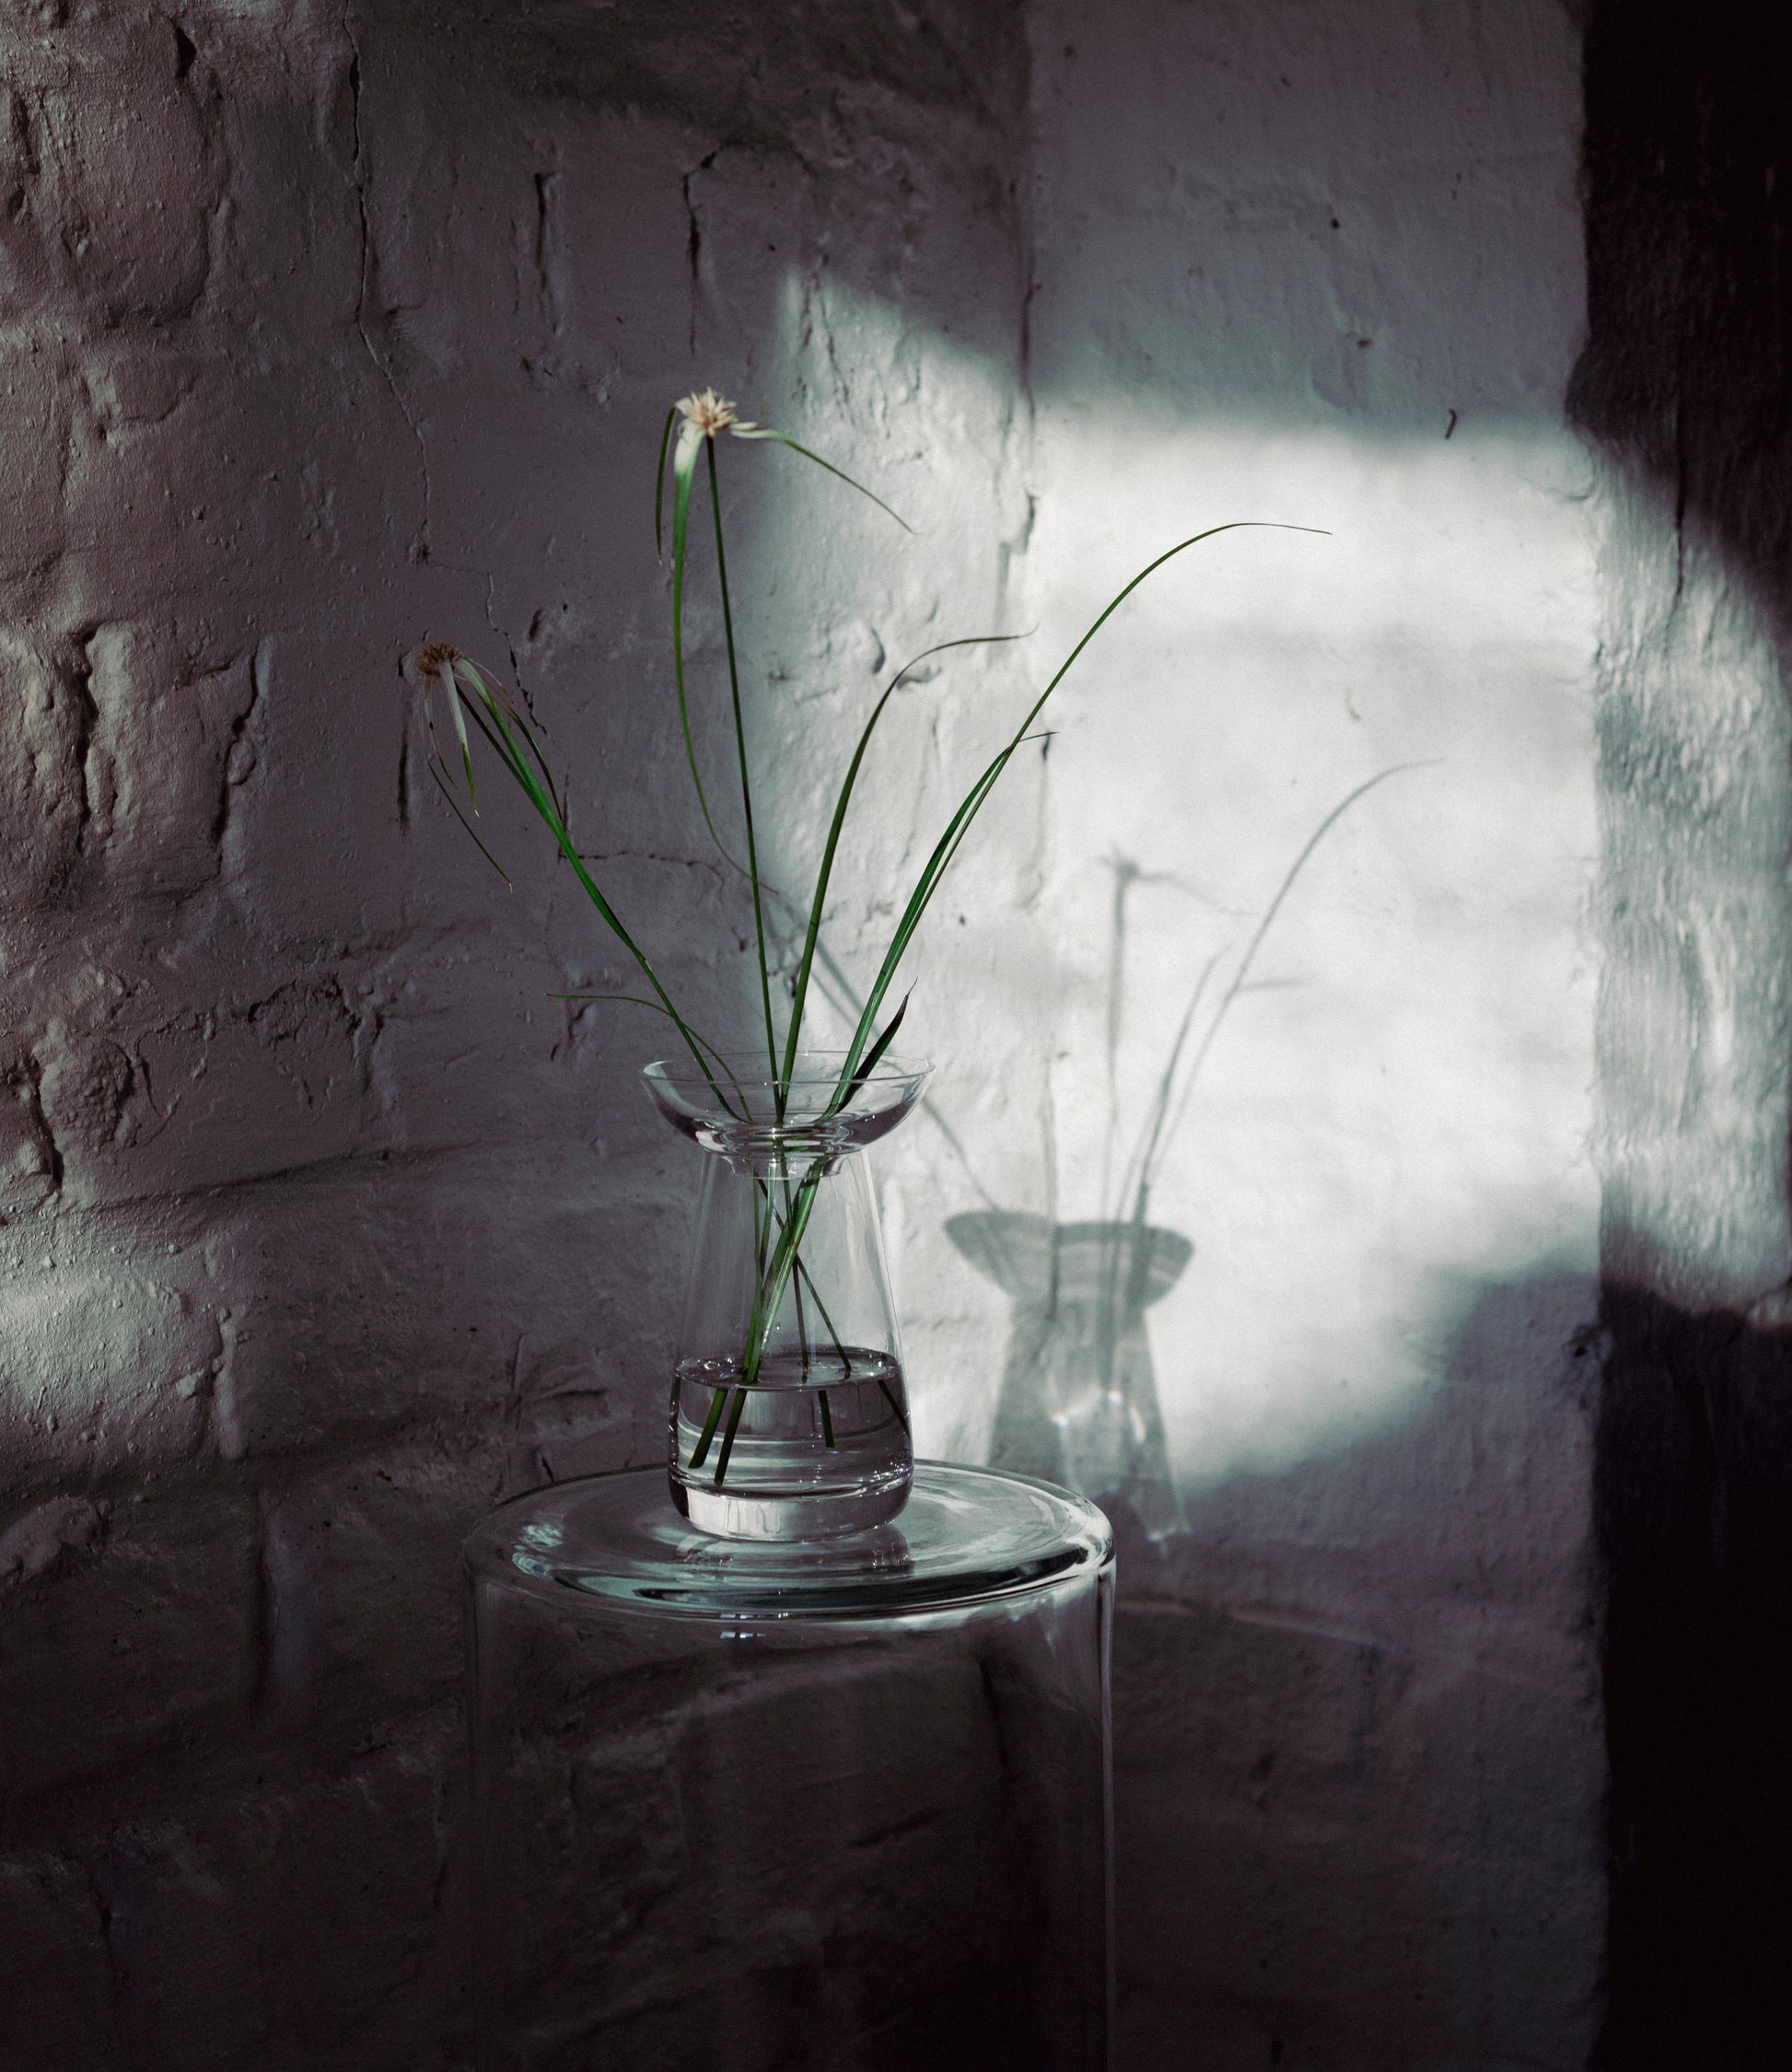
0;0;1610;2063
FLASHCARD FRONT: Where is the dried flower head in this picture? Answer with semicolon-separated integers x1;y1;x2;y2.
675;388;745;438
412;637;464;681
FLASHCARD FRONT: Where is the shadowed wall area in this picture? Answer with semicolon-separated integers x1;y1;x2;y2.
1572;1;1792;2063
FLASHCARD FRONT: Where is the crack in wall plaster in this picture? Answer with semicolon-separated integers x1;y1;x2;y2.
65;637;99;856
1;1053;64;1219
530;163;564;340
343;7;429;566
211;643;265;851
681;150;720;356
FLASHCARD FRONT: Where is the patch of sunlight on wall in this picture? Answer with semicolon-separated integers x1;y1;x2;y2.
732;262;1600;1495
1017;406;1600;1487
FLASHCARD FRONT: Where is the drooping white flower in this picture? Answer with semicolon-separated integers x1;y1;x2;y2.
672;388;758;475
409;637;475;800
675;388;751;438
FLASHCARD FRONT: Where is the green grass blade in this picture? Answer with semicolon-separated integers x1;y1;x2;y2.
457;659;566;821
670;426;748;876
730;426;913;532
713;1385;750;1484
654;404;677;559
687;1384;729;1471
547;993;736;1073
839;990;910;1107
440;663;477;806
454;684;547;812
704;435;779;1084
781;632;1026;1088
427;758;511;883
835;737;1015;1088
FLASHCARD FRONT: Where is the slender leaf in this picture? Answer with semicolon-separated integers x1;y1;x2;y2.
653;404;677;559
781;632;1027;1088
730;425;913;532
439;663;476;804
429;653;733;1111
457;658;566;821
836;732;1017;1089
705;436;779;1082
427;758;511;883
713;1385;751;1484
669;424;748;876
548;992;734;1070
687;1384;729;1471
840;990;910;1107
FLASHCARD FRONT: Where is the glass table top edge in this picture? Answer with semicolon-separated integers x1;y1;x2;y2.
463;1460;1116;1623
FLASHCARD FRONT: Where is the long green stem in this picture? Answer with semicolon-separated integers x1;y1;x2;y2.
793;1254;840;1449
687;1384;730;1472
707;438;779;1090
669;433;749;878
713;1386;750;1484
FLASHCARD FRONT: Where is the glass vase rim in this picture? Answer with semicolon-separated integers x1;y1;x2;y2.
643;1048;933;1095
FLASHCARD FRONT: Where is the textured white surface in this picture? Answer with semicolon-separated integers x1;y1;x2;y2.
2;1;1610;2064
1006;6;1604;2064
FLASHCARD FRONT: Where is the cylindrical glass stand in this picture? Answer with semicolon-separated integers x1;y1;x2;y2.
465;1463;1114;2072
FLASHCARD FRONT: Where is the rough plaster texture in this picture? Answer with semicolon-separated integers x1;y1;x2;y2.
1;0;1617;2066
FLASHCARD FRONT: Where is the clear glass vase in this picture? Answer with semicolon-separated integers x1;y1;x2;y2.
645;1050;931;1541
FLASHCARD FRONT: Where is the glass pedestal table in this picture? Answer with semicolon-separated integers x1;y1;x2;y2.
464;1462;1114;2072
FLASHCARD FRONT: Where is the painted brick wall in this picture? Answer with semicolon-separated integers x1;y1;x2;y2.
4;2;1617;2066
1;5;1030;2063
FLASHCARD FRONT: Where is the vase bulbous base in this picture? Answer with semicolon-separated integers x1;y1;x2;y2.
668;1347;914;1542
669;1465;913;1541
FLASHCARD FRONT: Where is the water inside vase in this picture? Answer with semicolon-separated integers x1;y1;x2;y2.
669;1344;913;1540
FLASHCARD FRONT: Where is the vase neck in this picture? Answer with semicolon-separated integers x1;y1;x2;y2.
704;1123;860;1172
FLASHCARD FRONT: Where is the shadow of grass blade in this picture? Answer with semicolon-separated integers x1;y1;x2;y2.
1152;760;1431;1170
839;524;1325;1084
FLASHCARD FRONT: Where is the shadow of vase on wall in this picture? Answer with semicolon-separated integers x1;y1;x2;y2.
948;1209;1190;1542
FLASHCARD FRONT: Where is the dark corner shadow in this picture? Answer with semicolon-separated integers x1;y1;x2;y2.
1573;3;1792;2065
1570;0;1792;615
1593;1285;1792;2069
